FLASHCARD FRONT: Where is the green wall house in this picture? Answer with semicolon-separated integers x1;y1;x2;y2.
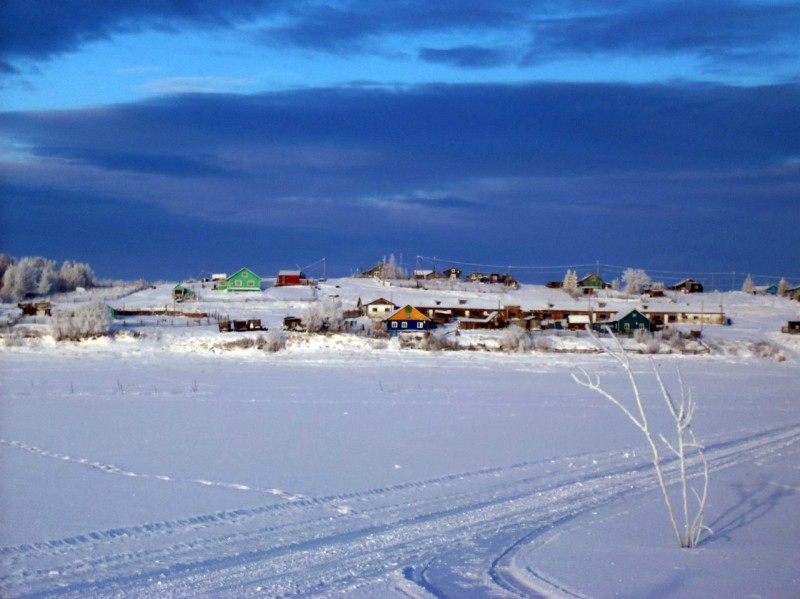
578;273;609;288
217;267;262;292
172;284;195;302
597;308;652;334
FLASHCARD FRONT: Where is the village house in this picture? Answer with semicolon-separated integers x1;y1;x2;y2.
276;270;308;287
577;273;609;294
172;284;195;302
595;308;652;334
442;267;462;280
358;297;397;319
667;279;704;294
384;305;432;335
413;270;441;281
217;267;262;292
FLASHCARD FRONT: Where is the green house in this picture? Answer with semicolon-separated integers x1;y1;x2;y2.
217;267;262;292
172;284;195;302
578;273;608;289
597;308;652;335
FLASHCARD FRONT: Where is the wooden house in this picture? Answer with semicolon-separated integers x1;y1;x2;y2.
276;270;307;287
442;267;462;280
359;297;397;319
217;267;262;292
578;273;609;289
458;311;507;330
413;270;440;281
384;305;432;335
667;279;704;294
596;308;652;335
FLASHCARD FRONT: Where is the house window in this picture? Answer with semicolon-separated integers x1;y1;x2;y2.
242;272;248;277
248;280;255;287
235;280;242;287
401;322;408;329
417;322;424;329
391;321;398;329
624;323;630;331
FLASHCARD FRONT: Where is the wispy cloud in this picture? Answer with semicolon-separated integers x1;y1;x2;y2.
138;76;258;94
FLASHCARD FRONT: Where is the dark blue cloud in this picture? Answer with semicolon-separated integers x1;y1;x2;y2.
33;147;236;178
527;2;800;65
418;46;510;68
0;0;279;61
2;82;798;279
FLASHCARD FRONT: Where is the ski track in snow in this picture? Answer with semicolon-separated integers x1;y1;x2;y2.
0;439;312;503
1;424;799;598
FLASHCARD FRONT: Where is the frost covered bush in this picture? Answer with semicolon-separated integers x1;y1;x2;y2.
499;325;532;352
634;328;662;354
301;299;345;333
50;302;112;341
262;329;286;352
421;329;457;351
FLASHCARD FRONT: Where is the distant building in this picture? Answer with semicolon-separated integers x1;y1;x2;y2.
384;305;431;335
217;268;262;292
596;308;652;335
276;270;307;287
667;279;704;294
172;284;195;302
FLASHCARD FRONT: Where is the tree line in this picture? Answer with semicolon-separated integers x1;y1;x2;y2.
0;255;95;301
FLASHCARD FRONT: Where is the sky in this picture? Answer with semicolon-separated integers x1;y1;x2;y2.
1;1;799;285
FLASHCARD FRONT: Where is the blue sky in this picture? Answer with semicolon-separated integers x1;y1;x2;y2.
1;0;798;284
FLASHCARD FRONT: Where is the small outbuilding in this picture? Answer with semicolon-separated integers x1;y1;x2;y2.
172;284;195;302
276;270;307;287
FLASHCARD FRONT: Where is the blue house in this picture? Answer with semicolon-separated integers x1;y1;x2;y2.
384;305;431;335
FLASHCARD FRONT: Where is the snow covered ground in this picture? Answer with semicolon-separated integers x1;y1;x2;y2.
1;279;799;597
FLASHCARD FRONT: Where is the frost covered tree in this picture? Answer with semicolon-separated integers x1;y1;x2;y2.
572;328;711;549
1;256;58;300
778;278;789;297
563;269;578;291
59;261;95;291
50;302;113;341
622;268;651;295
301;299;345;333
741;274;755;294
0;254;14;282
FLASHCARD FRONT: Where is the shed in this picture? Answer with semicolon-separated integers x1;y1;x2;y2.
567;314;591;330
276;270;307;287
384;305;431;335
172;284;195;302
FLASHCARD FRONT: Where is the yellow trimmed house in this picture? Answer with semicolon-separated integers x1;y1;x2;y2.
384;305;431;335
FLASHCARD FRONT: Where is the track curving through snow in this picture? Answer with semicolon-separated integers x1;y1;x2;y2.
2;424;799;598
